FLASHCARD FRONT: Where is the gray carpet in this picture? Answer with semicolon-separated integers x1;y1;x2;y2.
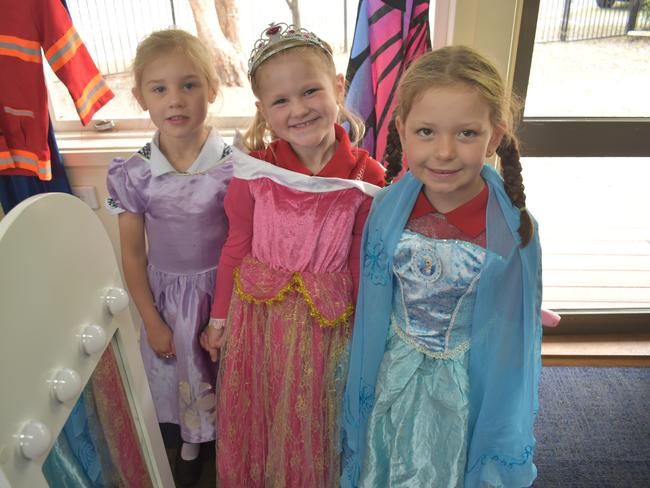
163;367;650;487
533;367;650;488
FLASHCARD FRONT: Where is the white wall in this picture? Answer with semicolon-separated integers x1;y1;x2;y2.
451;0;523;87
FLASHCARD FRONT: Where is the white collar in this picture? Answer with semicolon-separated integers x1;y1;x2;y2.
146;128;228;176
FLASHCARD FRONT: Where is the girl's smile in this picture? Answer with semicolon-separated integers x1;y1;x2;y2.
427;168;462;177
166;114;190;125
289;117;320;129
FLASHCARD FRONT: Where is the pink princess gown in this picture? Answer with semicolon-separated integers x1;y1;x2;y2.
211;127;385;488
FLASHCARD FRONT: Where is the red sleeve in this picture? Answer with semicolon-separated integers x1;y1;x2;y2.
349;195;372;300
351;149;386;187
363;157;387;187
40;0;113;125
210;177;254;318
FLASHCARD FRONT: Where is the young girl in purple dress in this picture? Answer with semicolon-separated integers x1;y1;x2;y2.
105;29;232;486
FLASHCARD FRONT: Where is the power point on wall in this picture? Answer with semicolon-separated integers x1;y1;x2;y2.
71;186;99;209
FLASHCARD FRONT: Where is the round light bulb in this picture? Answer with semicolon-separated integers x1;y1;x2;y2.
18;421;52;460
52;368;82;402
104;287;129;315
80;324;107;355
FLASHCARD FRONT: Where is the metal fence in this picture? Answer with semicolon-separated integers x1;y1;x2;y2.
536;0;650;43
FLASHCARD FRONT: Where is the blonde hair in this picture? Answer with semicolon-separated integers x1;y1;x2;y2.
132;29;218;93
243;40;365;151
384;45;533;246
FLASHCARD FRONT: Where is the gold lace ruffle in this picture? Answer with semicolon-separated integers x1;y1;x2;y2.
234;267;354;328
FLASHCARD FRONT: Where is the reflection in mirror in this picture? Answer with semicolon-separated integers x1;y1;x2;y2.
42;341;153;487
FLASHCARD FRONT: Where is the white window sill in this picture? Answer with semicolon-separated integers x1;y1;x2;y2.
57;125;243;167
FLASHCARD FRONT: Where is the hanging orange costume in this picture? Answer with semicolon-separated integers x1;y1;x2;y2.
0;0;113;181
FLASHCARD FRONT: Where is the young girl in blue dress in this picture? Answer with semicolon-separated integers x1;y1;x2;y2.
342;46;543;488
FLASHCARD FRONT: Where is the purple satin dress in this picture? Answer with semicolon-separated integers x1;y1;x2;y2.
106;129;232;443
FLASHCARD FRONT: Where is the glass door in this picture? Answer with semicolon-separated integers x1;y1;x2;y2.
513;0;650;323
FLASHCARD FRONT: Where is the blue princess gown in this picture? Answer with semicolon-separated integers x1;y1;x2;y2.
344;167;542;488
360;191;488;488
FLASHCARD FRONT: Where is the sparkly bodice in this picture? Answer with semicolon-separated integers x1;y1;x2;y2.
391;230;486;358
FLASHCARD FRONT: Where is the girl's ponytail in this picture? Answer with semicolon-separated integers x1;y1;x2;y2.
242;108;269;153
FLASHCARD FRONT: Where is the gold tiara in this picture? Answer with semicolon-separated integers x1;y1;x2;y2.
247;22;332;78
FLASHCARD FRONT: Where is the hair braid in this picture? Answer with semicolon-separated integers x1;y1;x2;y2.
383;116;403;184
497;135;533;246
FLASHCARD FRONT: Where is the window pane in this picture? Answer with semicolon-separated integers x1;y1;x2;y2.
524;0;650;117
522;157;650;312
47;0;357;129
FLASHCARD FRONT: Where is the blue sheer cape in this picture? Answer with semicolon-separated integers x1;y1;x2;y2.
341;165;543;487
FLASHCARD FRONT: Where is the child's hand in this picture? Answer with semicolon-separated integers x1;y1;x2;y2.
145;319;176;360
200;330;218;362
200;322;226;363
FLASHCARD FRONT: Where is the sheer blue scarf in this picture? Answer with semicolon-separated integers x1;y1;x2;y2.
341;165;542;487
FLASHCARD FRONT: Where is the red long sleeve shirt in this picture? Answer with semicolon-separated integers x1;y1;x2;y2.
210;125;385;319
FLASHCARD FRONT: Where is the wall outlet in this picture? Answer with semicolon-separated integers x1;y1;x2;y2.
71;186;99;210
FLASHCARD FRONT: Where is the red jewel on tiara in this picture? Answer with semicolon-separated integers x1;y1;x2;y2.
266;25;282;36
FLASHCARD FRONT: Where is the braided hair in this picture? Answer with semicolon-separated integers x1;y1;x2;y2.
384;116;403;184
383;45;533;246
497;135;533;245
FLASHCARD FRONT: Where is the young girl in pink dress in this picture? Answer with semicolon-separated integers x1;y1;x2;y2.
201;23;385;488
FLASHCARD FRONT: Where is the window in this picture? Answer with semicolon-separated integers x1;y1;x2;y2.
514;0;650;313
47;0;359;133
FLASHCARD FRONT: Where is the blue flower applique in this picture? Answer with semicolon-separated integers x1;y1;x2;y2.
359;379;375;419
364;231;388;285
